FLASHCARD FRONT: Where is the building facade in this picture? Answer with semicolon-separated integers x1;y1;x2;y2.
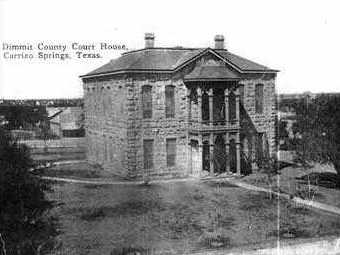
81;34;278;179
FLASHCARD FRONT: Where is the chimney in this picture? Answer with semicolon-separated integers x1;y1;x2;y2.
214;34;225;49
145;33;155;48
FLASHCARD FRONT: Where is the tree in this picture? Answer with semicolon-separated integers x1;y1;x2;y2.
292;94;340;184
257;155;279;199
0;106;48;130
278;120;289;150
0;128;57;254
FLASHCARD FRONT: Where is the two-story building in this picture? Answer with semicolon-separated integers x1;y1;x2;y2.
80;33;278;179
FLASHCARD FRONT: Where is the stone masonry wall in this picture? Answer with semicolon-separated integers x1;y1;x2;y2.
126;76;188;179
83;78;128;176
239;74;277;159
82;54;277;178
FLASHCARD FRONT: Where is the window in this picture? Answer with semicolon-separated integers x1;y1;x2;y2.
166;138;176;167
143;139;154;169
142;85;152;118
165;85;175;118
256;132;264;161
202;91;209;121
229;91;236;120
255;84;264;114
239;85;244;104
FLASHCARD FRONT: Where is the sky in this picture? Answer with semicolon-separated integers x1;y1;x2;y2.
0;0;339;99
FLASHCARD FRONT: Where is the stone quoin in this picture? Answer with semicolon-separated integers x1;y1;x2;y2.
80;33;278;179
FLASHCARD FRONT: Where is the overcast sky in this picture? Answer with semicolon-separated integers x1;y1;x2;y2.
0;0;339;99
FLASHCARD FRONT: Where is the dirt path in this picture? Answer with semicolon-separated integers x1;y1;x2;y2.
194;236;340;255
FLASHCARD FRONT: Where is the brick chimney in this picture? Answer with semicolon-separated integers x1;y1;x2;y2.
214;34;225;49
145;33;155;48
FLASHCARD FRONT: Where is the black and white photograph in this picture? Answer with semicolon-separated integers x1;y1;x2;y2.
1;0;340;254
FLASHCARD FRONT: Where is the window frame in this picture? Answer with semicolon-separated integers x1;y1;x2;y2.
255;84;264;114
239;84;245;104
165;85;175;118
143;139;154;170
166;138;176;167
142;85;152;119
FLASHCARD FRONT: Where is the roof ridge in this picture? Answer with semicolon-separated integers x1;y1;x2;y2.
81;47;278;78
121;47;203;55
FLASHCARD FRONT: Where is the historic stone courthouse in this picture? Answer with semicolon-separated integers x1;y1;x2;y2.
80;34;278;179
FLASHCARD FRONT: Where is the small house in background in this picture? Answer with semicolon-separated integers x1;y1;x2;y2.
0;99;84;139
81;33;278;179
47;106;84;138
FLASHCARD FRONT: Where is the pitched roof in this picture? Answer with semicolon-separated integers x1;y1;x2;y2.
81;48;277;78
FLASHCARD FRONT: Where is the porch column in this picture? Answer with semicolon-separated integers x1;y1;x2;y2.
198;134;203;174
224;88;229;125
235;86;240;124
187;139;192;175
236;132;241;175
209;133;214;175
186;88;191;124
225;132;230;173
197;87;202;125
251;133;257;171
208;88;213;126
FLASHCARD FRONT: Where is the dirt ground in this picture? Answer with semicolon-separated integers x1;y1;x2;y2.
46;178;340;255
243;163;340;208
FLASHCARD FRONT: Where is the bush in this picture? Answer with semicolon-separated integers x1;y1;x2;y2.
0;128;58;255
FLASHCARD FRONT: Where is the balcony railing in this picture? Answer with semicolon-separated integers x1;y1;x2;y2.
188;119;240;132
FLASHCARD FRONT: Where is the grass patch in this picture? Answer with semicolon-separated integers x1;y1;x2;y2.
238;192;275;212
75;199;167;221
38;162;102;179
82;184;112;189
109;247;148;255
199;230;232;249
48;180;340;254
203;181;238;188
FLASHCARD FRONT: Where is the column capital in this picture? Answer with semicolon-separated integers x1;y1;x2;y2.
224;88;229;96
234;86;240;97
208;88;214;97
186;87;192;97
235;132;240;143
197;87;202;96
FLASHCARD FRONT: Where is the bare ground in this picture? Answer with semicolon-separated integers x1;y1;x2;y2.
46;178;340;255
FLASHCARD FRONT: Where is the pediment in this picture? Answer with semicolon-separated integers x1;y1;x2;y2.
183;50;241;81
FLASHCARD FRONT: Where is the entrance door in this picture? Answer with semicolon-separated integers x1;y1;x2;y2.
230;139;237;173
214;135;226;173
191;140;200;177
202;141;210;171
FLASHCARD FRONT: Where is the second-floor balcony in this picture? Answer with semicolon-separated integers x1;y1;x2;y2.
188;119;240;132
186;83;241;133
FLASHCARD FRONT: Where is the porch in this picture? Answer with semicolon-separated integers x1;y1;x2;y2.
185;81;242;177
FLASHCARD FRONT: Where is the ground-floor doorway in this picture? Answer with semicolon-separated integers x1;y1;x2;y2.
213;134;226;173
190;140;200;176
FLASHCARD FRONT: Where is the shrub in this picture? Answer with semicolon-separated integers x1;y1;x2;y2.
0;128;58;255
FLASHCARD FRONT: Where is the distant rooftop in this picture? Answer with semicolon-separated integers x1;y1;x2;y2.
0;98;83;107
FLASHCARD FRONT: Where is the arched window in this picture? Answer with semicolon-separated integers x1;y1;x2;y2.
165;85;175;118
142;85;152;118
255;84;264;114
